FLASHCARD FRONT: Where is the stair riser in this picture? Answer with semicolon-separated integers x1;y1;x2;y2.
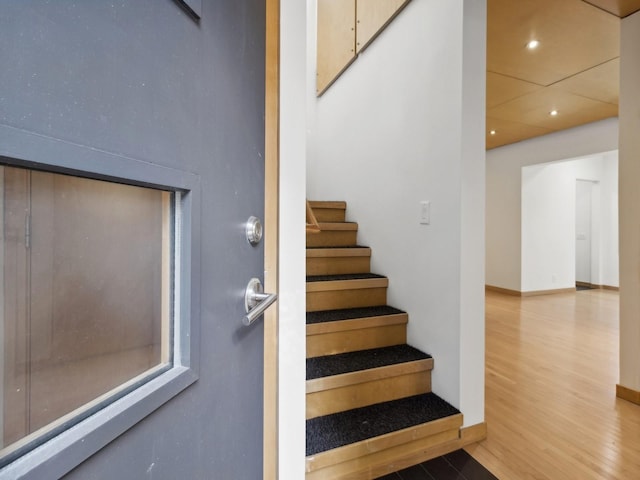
312;208;346;223
306;414;463;478
308;201;347;222
306;371;431;419
306;428;460;480
307;231;358;247
307;288;387;312
307;257;371;276
307;324;406;358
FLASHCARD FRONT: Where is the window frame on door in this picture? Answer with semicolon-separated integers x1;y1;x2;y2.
0;125;201;480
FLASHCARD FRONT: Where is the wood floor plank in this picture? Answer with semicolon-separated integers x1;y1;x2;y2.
465;290;640;480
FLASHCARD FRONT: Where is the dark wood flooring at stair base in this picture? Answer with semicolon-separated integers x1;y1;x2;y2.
307;344;431;380
306;393;460;456
376;449;499;480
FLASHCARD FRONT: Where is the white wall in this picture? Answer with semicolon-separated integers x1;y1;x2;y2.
619;10;640;392
486;118;619;291
279;0;307;477
307;0;486;426
459;0;486;430
600;151;619;288
520;154;618;292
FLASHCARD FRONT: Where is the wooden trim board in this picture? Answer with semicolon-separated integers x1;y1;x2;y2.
263;0;279;478
485;285;521;296
576;282;620;291
306;200;321;233
355;0;411;53
460;422;487;446
486;285;578;296
521;287;576;297
616;384;640;405
316;0;357;95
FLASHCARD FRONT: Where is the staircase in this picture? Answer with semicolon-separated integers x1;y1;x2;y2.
305;201;464;479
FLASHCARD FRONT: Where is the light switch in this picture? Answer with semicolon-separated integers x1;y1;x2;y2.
420;201;430;225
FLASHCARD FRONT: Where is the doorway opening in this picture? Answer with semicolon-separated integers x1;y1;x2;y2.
520;152;618;293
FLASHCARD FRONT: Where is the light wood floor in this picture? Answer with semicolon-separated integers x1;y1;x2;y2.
466;289;640;480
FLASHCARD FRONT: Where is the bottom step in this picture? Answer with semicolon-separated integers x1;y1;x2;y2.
306;393;462;479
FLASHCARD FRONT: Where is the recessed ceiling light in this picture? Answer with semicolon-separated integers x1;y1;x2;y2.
526;40;540;50
550;109;558;116
490;130;496;135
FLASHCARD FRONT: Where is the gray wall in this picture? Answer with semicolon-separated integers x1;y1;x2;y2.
1;1;266;478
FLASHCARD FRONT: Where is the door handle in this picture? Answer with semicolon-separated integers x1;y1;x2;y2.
244;278;277;326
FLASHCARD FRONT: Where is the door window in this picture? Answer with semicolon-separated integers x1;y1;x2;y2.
1;165;172;462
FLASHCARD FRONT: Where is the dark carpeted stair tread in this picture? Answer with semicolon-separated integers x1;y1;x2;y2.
306;393;460;456
307;344;431;380
306;305;405;325
306;273;386;282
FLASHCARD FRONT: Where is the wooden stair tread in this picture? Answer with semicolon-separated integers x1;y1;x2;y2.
306;393;460;457
306;306;405;325
307;344;431;380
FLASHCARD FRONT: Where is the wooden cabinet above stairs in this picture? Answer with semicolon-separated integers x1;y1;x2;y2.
305;201;466;479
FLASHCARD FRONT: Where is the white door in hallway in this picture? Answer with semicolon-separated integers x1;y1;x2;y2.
576;179;594;285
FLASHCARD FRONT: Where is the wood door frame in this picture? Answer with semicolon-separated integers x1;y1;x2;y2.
264;0;280;478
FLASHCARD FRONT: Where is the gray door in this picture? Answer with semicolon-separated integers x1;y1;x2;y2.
0;1;268;478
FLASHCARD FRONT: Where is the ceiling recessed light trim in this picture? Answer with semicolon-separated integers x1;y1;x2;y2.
550;109;559;116
526;39;540;50
490;130;496;135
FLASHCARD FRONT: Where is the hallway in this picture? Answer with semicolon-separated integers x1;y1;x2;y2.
468;289;640;479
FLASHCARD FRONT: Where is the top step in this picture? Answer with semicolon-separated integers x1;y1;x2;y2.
308;201;347;223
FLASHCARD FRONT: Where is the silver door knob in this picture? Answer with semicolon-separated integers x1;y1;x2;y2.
244;278;277;326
